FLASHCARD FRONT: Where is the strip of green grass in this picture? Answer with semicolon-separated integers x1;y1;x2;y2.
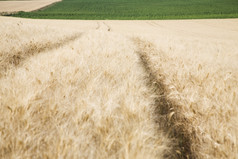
8;0;238;19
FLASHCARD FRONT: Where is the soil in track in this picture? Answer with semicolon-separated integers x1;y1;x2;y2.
134;38;198;159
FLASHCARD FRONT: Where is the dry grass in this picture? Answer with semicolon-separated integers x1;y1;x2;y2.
0;17;237;158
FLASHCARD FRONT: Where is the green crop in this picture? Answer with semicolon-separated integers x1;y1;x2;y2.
9;0;238;19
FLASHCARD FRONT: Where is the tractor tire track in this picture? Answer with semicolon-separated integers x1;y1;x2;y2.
133;38;198;159
96;21;100;30
146;21;158;28
103;22;111;32
0;33;82;78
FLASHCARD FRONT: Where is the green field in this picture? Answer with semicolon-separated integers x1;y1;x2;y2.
9;0;238;19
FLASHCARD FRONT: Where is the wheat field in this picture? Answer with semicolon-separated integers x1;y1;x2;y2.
0;0;61;13
0;16;237;159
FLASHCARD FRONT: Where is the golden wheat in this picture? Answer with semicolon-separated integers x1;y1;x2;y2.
0;23;170;158
134;37;238;158
0;17;237;159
